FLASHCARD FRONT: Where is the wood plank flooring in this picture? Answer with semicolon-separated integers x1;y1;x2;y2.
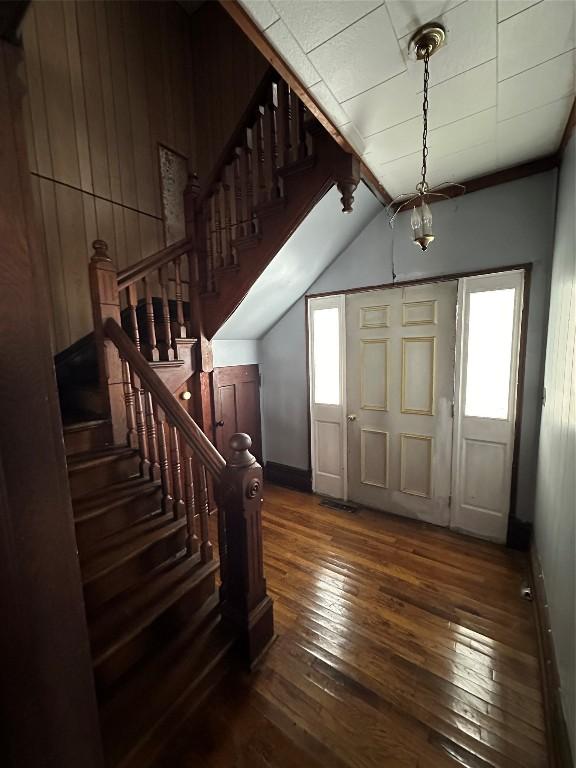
152;485;547;768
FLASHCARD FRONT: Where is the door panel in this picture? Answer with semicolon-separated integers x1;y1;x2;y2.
213;365;262;463
346;282;457;525
451;271;524;542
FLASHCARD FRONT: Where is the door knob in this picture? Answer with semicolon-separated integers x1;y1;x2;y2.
347;414;357;421
215;420;224;427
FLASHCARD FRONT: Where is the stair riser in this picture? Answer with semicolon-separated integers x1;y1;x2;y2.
94;569;217;691
64;423;112;456
69;454;140;499
84;525;188;615
75;489;162;550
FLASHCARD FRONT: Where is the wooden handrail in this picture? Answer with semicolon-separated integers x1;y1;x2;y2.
117;236;194;291
104;317;226;480
197;66;277;208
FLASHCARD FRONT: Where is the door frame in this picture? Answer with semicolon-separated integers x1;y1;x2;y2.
304;262;531;542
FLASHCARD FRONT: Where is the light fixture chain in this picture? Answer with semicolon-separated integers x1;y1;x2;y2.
420;47;430;191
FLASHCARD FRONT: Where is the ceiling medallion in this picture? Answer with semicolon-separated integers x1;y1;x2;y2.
387;22;465;252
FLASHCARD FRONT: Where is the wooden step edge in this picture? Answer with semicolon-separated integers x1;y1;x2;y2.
67;446;137;473
276;153;316;178
103;600;232;768
93;559;220;667
63;418;110;434
149;360;185;370
81;517;187;584
174;337;198;347
74;480;161;517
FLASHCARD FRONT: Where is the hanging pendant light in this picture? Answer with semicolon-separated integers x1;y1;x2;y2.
387;23;464;251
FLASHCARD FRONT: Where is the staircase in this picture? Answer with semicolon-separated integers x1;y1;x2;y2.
56;65;359;768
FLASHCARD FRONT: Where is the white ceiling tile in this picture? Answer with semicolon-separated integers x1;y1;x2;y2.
401;1;497;87
366;106;497;165
308;5;405;102
265;20;321;87
497;0;541;22
240;0;279;30
498;0;575;80
426;59;498;130
272;0;383;53
498;51;575;120
425;141;498;186
364;115;421;163
497;96;572;164
309;81;350;127
430;107;498;159
386;0;466;39
343;72;419;137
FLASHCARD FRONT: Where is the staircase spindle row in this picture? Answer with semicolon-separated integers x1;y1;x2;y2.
120;356;213;562
195;74;313;295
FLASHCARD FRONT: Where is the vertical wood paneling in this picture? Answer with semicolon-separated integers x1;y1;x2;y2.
21;0;196;353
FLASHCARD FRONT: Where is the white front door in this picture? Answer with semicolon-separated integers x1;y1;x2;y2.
451;271;525;542
308;295;347;498
345;282;457;526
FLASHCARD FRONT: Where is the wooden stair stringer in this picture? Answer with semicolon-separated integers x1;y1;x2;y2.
201;134;360;339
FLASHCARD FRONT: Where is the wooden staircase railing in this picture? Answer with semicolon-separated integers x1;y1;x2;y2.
102;316;273;665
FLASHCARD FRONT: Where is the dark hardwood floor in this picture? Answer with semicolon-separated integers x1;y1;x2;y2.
152;485;547;768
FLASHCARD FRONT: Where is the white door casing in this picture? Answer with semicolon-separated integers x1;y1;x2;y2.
308;295;347;498
345;282;458;526
451;270;525;542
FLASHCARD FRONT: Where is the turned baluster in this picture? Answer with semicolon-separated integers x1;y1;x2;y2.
144;390;160;481
126;284;140;352
255;105;266;205
174;255;186;338
183;444;198;554
277;79;289;168
288;88;300;163
297;100;307;159
240;128;253;236
121;358;137;449
198;463;212;563
132;372;150;478
212;191;223;269
228;161;239;265
155;405;173;515
219;180;231;267
169;425;185;519
143;275;159;361
159;265;175;361
265;83;279;198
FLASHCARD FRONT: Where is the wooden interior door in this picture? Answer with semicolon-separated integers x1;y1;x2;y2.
346;282;457;526
213;365;262;463
451;271;525;542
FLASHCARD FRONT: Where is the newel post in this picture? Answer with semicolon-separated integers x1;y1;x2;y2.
219;433;274;666
89;240;127;446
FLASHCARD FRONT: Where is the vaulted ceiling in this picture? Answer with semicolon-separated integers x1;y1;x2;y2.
239;0;575;197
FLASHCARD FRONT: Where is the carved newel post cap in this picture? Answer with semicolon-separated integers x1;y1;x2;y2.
91;239;111;263
228;433;256;468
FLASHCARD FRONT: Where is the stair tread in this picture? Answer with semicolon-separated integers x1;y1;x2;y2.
100;596;232;767
74;477;161;517
91;555;219;663
81;515;187;583
63;418;110;432
67;445;137;473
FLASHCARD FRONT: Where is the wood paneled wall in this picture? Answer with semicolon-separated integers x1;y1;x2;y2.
21;1;196;352
189;2;268;182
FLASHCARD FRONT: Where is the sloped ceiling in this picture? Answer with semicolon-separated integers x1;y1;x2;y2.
239;0;575;198
215;182;381;340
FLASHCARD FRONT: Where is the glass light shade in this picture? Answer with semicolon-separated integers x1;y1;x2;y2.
410;206;422;237
421;201;433;235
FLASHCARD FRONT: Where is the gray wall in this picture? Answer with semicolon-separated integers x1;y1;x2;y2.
212;339;260;368
534;135;575;754
260;170;558;522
